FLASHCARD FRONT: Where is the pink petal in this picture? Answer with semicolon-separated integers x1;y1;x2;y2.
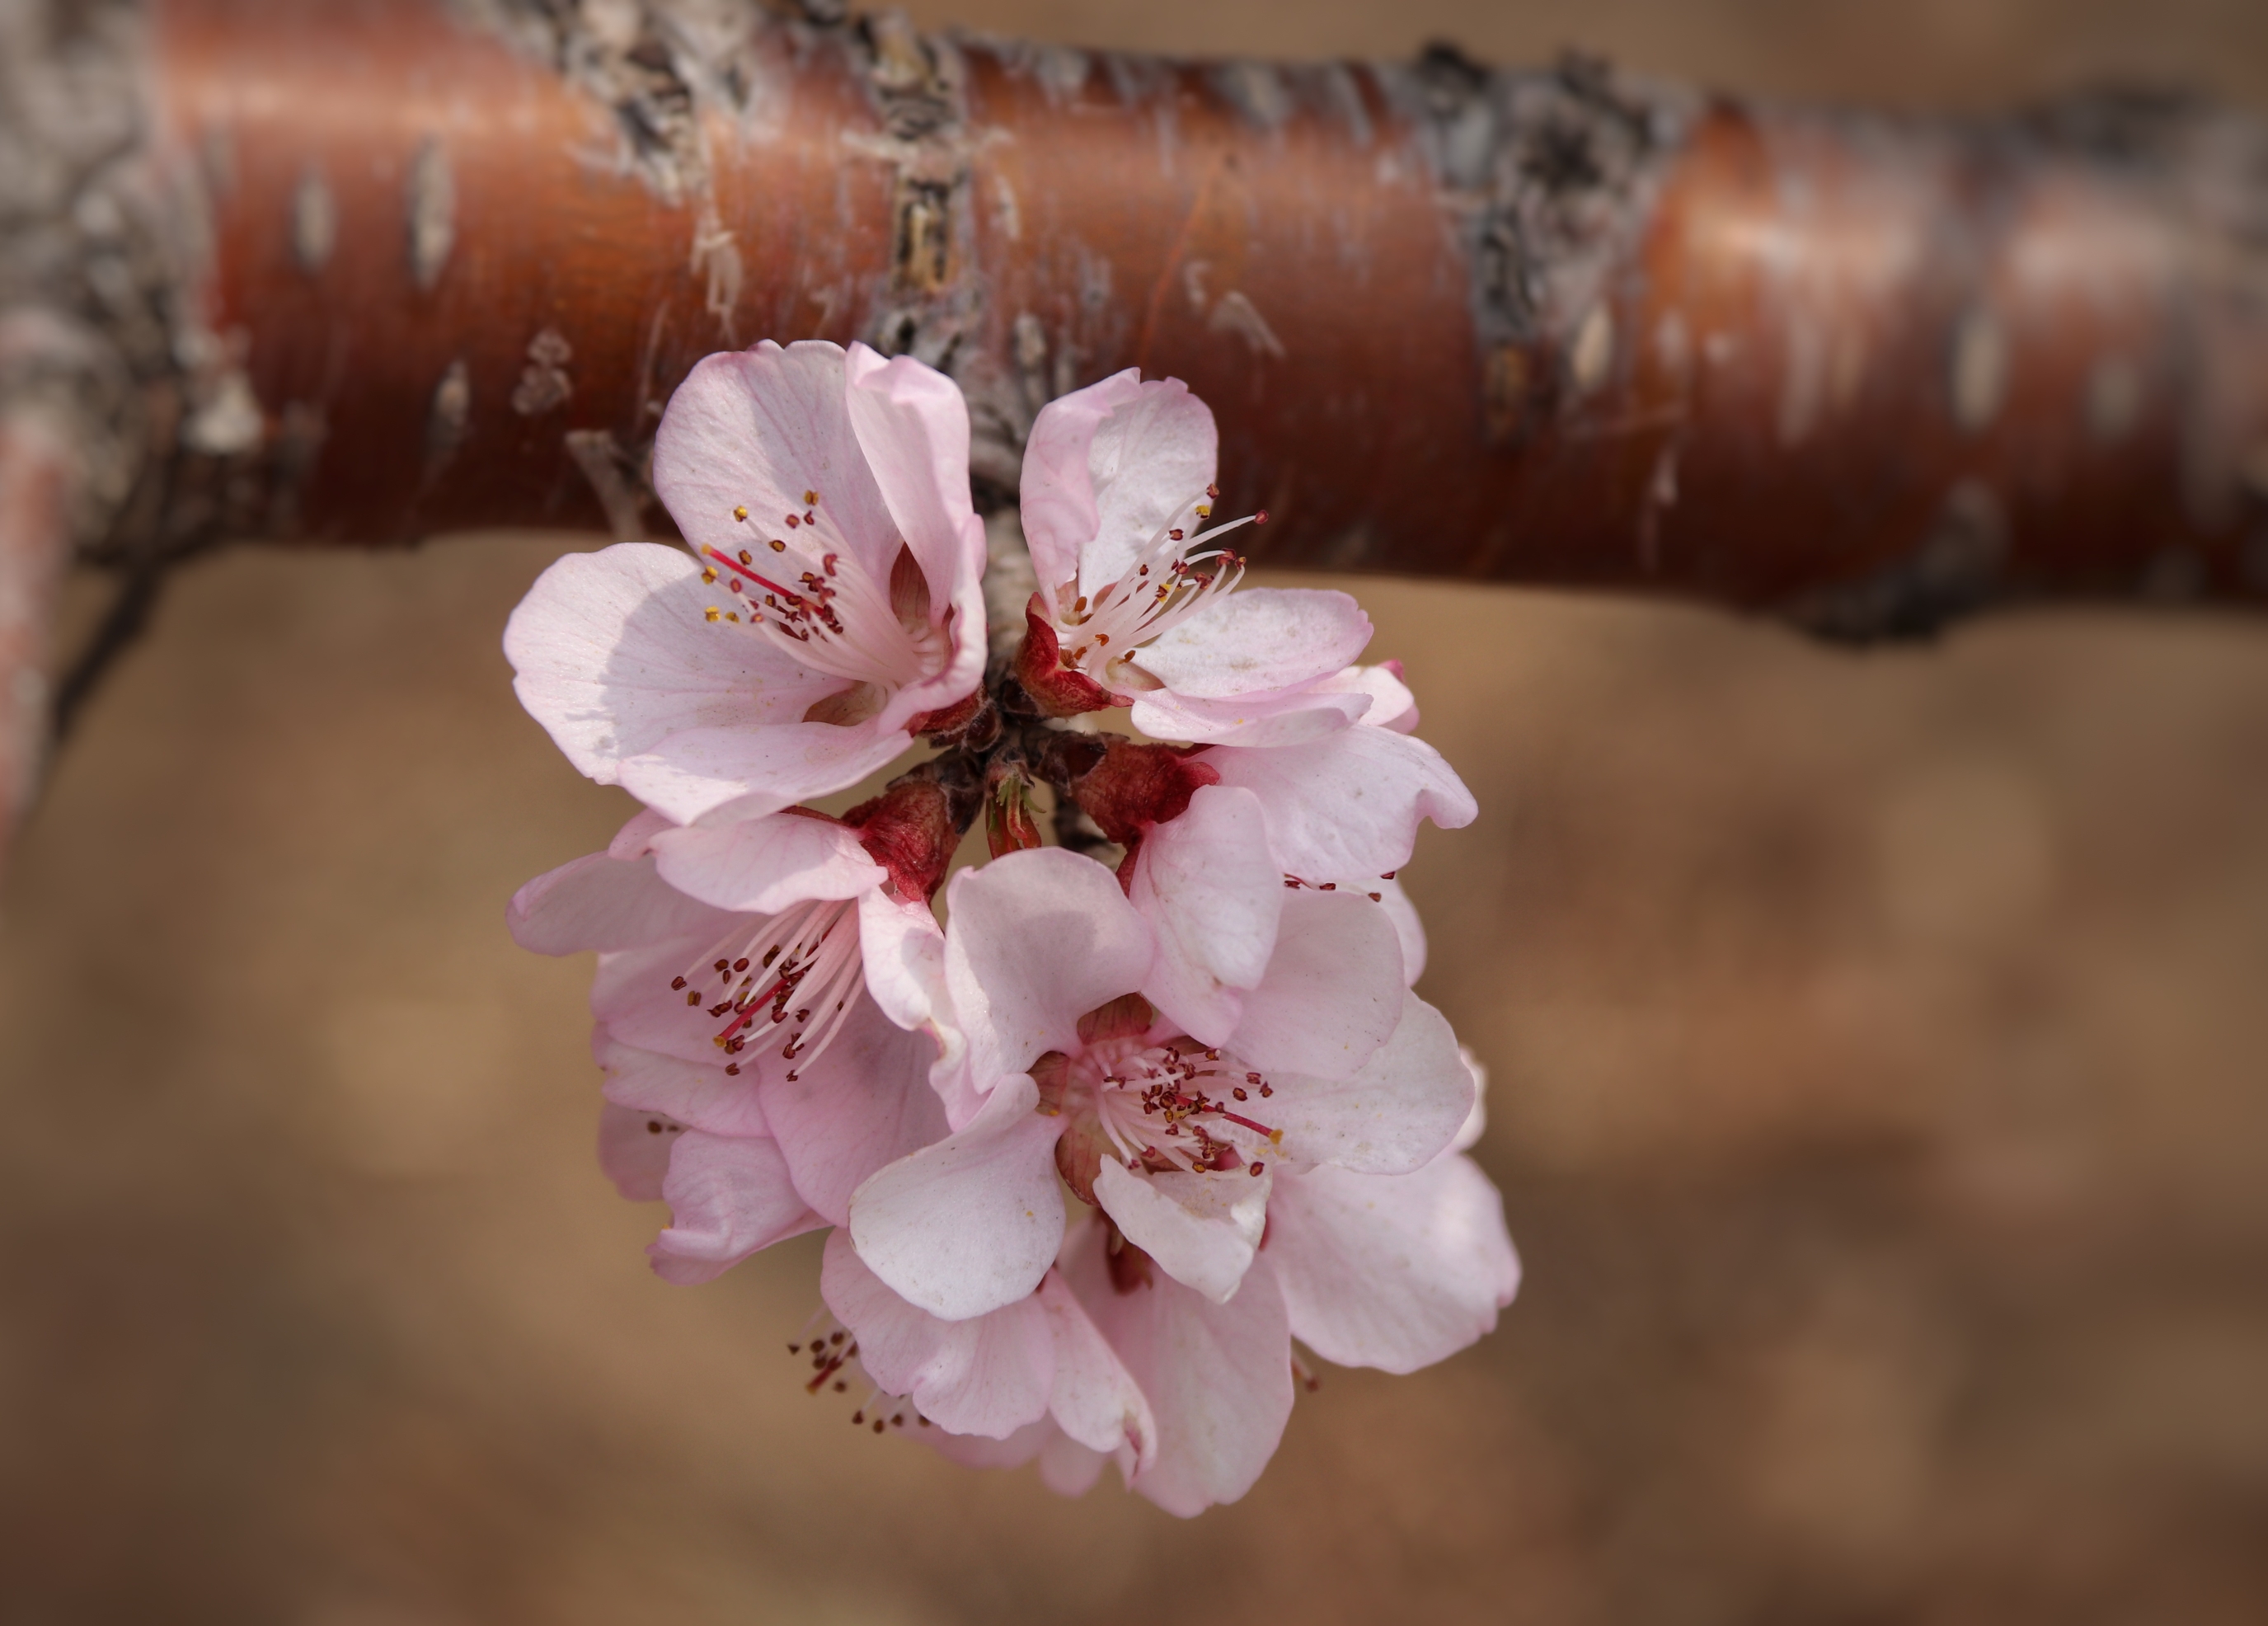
843;344;987;623
1129;588;1372;701
1266;992;1475;1174
855;887;948;1032
1453;1047;1489;1153
1092;1162;1269;1304
597;1034;769;1139
590;934;746;1064
1061;1216;1294;1517
607;806;676;858
1129;786;1283;1046
1018;368;1142;590
1037;1431;1113;1495
650;340;903;587
757;994;947;1225
1036;1270;1157;1469
504;542;838;787
848;1073;1066;1320
1126;684;1370;749
1371;876;1427;984
1224;889;1405;1082
820;1232;1054;1439
1204;722;1477;881
1322;661;1420;731
597;1101;680;1201
649;810;884;914
616;716;915;826
649;1130;825;1285
942;848;1153;1092
1022;372;1218;598
507;848;737;956
1265;1153;1520;1374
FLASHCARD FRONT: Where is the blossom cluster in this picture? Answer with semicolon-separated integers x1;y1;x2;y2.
503;340;1518;1514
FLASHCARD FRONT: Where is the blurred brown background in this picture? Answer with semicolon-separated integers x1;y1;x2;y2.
7;2;2268;1622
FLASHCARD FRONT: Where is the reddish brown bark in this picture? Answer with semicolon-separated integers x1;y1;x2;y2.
110;0;2264;636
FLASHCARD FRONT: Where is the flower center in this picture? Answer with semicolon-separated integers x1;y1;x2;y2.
1050;483;1265;687
1063;1032;1282;1181
698;490;943;695
666;897;864;1082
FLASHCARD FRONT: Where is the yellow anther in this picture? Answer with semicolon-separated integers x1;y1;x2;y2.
733;505;749;521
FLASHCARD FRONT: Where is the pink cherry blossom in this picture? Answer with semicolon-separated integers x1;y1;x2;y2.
508;806;955;1271
505;340;988;825
843;846;1473;1326
1013;370;1375;733
890;1061;1515;1515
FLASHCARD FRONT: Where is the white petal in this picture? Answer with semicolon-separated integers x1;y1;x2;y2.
819;1232;1055;1439
596;1100;679;1201
1130;588;1372;701
650;340;903;586
757;994;947;1225
649;1130;824;1285
1037;1430;1112;1495
1265;992;1475;1174
1060;1219;1294;1517
1128;684;1369;749
1204;722;1477;881
504;542;838;786
650;810;884;914
616;716;915;826
857;886;948;1033
941;848;1153;1091
843;343;987;623
1224;888;1405;1082
1019;368;1146;590
1093;1162;1268;1304
1037;1270;1157;1469
597;1034;769;1139
1129;785;1284;1047
1265;1154;1520;1373
507;848;738;956
590;933;753;1064
848;1074;1066;1320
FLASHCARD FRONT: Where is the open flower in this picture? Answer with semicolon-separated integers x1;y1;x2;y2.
505;340;988;825
507;797;961;1269
843;847;1475;1326
880;1060;1517;1516
1012;370;1376;742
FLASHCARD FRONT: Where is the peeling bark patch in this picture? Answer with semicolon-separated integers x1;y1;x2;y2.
1207;291;1285;360
564;427;650;542
512;329;573;416
1949;308;2006;433
895;176;956;294
290;168;336;273
1388;46;1693;441
425;360;472;482
407;138;456;291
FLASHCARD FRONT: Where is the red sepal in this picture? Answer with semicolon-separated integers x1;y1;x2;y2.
1013;594;1121;717
843;778;957;903
1067;736;1221;850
